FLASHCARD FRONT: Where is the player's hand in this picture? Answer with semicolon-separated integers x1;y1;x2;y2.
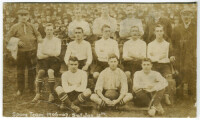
170;56;176;62
104;98;112;105
159;53;166;60
38;38;43;43
144;86;154;91
130;54;137;59
132;57;139;61
18;41;25;47
150;52;154;56
72;85;77;90
42;51;50;56
110;100;118;106
82;65;89;71
100;49;104;52
148;85;154;89
74;84;80;88
138;56;145;60
154;79;160;82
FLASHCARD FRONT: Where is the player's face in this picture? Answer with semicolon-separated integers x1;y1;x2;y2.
41;17;46;22
102;27;111;39
18;13;29;23
45;26;54;36
117;23;120;32
61;26;66;31
108;58;118;70
174;16;180;24
126;6;135;15
34;23;39;30
101;6;109;15
46;16;51;22
74;9;82;18
153;10;161;19
68;61;79;73
155;26;164;40
64;19;68;25
130;27;140;39
58;7;61;12
74;29;84;40
181;12;193;24
142;61;152;73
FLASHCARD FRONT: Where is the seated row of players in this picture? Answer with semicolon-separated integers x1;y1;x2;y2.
31;23;175;116
37;54;168;117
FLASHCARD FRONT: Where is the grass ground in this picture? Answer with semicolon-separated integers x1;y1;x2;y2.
3;57;196;117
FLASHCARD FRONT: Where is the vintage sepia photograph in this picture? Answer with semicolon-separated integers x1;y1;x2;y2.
2;1;197;117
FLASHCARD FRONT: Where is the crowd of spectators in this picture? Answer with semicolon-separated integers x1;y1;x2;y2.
3;3;197;44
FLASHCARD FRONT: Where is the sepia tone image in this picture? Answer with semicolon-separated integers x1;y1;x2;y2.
3;2;197;117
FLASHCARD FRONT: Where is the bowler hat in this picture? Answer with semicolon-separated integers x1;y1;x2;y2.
180;8;194;16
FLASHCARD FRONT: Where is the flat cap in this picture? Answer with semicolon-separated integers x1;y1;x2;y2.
17;9;29;14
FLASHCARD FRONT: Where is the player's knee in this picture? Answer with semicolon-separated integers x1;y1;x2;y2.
83;88;92;97
90;94;99;101
126;93;133;100
55;86;64;95
165;74;173;79
93;72;99;79
37;69;45;79
125;71;131;79
48;69;55;78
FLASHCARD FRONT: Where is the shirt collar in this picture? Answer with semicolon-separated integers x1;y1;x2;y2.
154;17;161;23
100;15;111;20
102;37;110;41
142;70;152;75
69;69;79;74
19;21;28;26
155;39;165;44
183;20;191;29
45;35;55;40
127;16;136;20
130;38;139;42
75;39;84;44
74;19;83;23
108;67;118;72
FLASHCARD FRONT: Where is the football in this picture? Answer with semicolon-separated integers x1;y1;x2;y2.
104;89;119;100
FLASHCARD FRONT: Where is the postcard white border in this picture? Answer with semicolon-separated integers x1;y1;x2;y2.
0;0;199;120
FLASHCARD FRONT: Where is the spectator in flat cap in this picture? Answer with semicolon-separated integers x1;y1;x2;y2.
6;8;43;96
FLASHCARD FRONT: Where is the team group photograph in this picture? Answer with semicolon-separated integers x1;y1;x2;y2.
3;2;197;117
